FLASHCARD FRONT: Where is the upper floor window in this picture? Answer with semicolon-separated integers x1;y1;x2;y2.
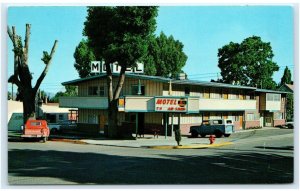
228;90;238;99
185;87;190;96
210;88;222;99
99;86;105;96
266;93;281;101
88;86;98;96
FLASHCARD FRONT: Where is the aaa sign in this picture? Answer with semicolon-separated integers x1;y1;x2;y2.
155;97;187;112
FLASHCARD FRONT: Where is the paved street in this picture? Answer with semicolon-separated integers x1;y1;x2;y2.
7;128;294;185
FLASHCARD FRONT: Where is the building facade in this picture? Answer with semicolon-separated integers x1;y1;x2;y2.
59;74;289;136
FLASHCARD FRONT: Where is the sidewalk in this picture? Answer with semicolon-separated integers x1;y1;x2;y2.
49;126;282;149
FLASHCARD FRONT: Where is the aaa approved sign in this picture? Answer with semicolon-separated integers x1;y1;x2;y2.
155;97;188;112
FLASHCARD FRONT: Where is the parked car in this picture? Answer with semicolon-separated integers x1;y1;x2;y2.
190;119;235;138
48;123;61;134
286;121;294;129
21;119;50;142
59;120;77;130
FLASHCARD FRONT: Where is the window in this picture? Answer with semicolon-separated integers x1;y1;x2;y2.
246;113;255;121
266;93;281;101
59;114;64;121
275;112;283;119
88;114;97;124
99;86;105;96
88;86;98;96
210;88;222;99
131;85;145;95
30;122;41;126
274;94;280;101
229;90;238;99
185;87;190;95
246;94;255;100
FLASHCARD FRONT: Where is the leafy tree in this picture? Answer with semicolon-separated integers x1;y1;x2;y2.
84;6;158;138
143;32;187;78
278;66;293;121
286;94;294;121
50;86;78;103
74;39;96;78
8;91;12;100
279;66;292;86
218;36;279;89
7;24;58;124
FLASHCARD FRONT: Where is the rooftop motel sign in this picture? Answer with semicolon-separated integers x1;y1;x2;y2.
155;97;188;112
90;61;144;74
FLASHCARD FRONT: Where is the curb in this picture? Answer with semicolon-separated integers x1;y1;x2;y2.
50;138;88;144
147;142;233;149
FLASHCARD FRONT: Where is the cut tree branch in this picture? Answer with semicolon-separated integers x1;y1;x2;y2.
34;40;58;93
24;24;31;62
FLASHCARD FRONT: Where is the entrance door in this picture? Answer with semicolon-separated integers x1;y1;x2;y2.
138;113;145;135
265;117;273;127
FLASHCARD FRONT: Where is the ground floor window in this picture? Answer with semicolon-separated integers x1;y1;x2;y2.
246;113;255;121
274;112;284;120
88;114;98;124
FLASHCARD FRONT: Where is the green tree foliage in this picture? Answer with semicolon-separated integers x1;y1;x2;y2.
50;86;78;103
279;66;292;86
278;66;293;121
143;32;187;77
286;94;294;121
84;6;158;138
74;39;96;78
218;36;279;89
8;91;12;100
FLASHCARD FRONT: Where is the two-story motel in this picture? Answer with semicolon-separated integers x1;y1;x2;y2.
59;73;290;136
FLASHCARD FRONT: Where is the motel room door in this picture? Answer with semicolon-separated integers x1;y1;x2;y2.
138;113;145;134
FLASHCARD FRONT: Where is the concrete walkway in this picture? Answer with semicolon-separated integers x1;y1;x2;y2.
49;127;284;149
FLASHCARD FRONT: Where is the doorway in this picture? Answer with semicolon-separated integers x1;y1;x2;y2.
138;113;145;136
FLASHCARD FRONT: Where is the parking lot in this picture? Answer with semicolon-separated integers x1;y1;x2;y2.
7;128;294;185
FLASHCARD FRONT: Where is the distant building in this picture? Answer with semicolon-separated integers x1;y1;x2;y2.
59;73;291;136
278;84;293;93
8;100;76;131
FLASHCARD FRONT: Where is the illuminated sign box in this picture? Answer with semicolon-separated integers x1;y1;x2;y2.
155;97;188;112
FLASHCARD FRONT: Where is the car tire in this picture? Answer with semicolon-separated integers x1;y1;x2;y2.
42;137;47;143
191;131;198;138
51;128;58;134
224;134;230;137
200;134;206;138
214;130;223;138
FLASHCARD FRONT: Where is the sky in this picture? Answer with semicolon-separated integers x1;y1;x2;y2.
7;6;294;95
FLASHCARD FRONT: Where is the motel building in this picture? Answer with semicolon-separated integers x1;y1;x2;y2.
59;64;290;137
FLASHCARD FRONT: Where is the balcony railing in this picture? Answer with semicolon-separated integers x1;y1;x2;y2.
59;97;108;109
59;96;257;112
199;98;256;111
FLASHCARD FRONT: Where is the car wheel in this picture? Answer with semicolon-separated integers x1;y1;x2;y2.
191;131;198;138
51;128;58;134
200;134;206;138
224;134;230;137
214;130;223;138
42;137;47;143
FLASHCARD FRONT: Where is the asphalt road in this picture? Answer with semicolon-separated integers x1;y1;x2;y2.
7;128;294;185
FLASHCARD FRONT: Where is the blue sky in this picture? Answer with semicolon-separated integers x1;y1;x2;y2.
7;6;294;94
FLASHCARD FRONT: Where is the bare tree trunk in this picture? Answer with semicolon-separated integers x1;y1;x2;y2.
106;64;128;138
7;24;58;125
22;88;36;124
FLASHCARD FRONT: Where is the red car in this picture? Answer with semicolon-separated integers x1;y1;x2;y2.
21;120;50;142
